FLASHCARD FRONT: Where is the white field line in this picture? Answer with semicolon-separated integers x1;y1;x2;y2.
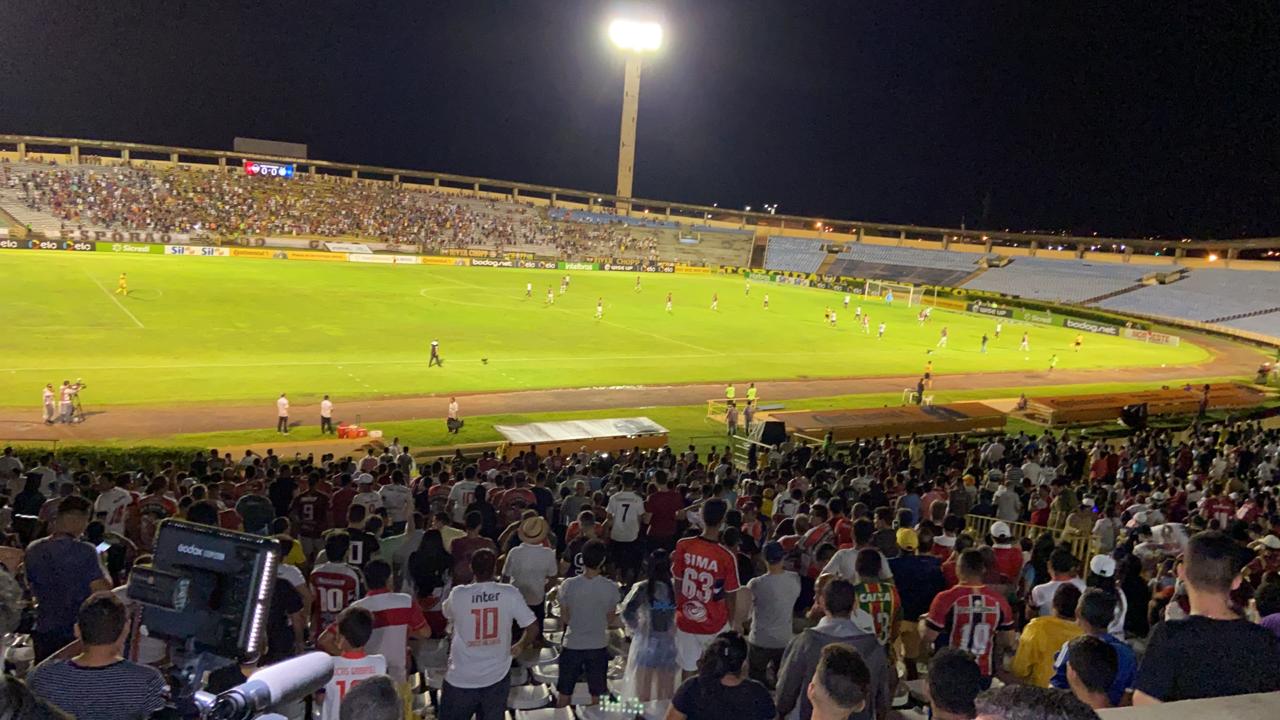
81;268;145;328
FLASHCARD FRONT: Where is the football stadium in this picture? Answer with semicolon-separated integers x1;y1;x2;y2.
3;5;1280;720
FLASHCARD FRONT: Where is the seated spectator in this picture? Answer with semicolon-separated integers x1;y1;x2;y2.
1008;583;1083;687
669;631;776;720
27;592;169;720
1063;636;1118;711
805;645;870;720
928;648;983;720
973;685;1099;720
340;674;403;720
1050;589;1135;706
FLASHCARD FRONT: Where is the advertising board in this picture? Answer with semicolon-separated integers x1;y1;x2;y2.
1063;317;1119;336
98;242;164;254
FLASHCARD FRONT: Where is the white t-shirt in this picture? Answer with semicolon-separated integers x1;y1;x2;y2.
503;543;559;605
442;581;536;688
1029;577;1087;617
277;397;289;417
449;481;479;524
95;486;134;535
606;491;644;542
352;490;383;514
821;548;893;583
320;399;333;418
321;653;387;720
448;401;459;420
379;485;413;524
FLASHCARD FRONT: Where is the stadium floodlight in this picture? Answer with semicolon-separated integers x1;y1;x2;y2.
609;17;664;212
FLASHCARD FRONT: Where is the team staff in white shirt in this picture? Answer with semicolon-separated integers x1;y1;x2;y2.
320;395;335;434
276;393;290;434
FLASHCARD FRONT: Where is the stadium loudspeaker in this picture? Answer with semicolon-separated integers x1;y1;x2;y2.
1119;403;1149;430
749;420;788;446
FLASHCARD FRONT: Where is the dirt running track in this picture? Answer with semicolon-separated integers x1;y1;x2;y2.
0;332;1268;442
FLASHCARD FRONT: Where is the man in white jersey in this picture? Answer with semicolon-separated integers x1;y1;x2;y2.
320;394;334;434
42;384;56;424
448;467;481;524
276;393;290;434
525;282;533;298
379;474;413;533
352;474;383;516
94;473;134;537
605;474;646;584
318;607;386;720
441;548;536;720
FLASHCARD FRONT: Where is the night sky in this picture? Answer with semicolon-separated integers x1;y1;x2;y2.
4;1;1279;239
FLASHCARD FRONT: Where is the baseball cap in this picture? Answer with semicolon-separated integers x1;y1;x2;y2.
990;521;1012;540
896;528;920;551
1089;554;1117;578
763;541;786;564
1261;535;1280;550
356;472;374;485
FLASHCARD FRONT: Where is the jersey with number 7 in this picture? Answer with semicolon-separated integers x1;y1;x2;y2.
672;536;740;635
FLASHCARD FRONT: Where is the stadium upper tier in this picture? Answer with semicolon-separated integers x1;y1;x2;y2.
1097;269;1280;334
0;163;753;266
963;257;1178;303
827;242;981;287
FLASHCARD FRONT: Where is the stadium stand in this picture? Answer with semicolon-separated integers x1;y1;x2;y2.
762;235;826;274
826;243;980;286
963;257;1177;303
1097;268;1280;328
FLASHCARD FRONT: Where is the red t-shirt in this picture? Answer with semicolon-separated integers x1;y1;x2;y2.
645;491;684;539
925;584;1014;676
1201;497;1236;527
672;536;740;634
291;490;331;538
218;508;241;531
992;546;1024;583
330;487;357;528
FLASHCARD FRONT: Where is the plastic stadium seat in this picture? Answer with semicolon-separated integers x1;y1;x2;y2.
508;684;554;711
965;258;1177;303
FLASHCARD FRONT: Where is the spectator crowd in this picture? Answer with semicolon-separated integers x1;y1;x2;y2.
0;414;1279;719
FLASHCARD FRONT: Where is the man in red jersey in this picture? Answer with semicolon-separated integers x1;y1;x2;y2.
329;473;358;530
1199;490;1236;529
923;548;1015;686
989;521;1024;582
671;498;740;675
644;471;684;551
291;472;331;559
310;532;364;630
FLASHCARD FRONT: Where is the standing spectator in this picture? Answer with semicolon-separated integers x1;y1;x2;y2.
775;579;889;720
988;522;1024;583
1008;584;1083;687
327;560;430;686
292;472;332;558
620;549;679;702
1029;549;1086;618
923;549;1016;686
24;496;110;661
1050;589;1136;706
277;392;290;434
669;632;776;720
1133;531;1280;703
744;541;801;686
887;526;946;681
502;516;558;638
644;472;684;551
554;540;619;706
440;549;536;720
804;645;871;720
319;607;387;720
927;648;983;720
672;499;741;675
311;532;365;630
606;474;645;584
451;511;497;586
27;593;168;720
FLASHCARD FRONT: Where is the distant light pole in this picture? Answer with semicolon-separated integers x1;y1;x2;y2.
608;18;663;212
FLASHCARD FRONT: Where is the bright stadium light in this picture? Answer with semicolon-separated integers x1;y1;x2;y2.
609;16;664;212
609;19;663;52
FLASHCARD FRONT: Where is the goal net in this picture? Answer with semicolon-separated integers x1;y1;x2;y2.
863;280;922;307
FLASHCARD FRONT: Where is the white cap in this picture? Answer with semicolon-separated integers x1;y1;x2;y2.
1262;535;1280;550
356;472;374;484
991;521;1012;539
1150;491;1167;502
1090;554;1117;578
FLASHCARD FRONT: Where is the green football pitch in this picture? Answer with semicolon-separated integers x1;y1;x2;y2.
0;250;1210;407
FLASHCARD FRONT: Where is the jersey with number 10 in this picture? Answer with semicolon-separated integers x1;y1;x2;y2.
310;562;363;629
672;536;740;635
924;584;1014;676
320;652;386;720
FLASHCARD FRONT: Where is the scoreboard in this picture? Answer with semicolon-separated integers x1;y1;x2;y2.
242;160;296;178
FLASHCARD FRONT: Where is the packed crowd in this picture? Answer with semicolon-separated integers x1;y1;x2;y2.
0;163;664;260
0;416;1279;720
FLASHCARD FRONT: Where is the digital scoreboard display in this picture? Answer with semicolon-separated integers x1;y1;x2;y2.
242;160;296;178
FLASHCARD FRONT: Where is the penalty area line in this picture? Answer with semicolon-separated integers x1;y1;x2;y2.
82;268;145;329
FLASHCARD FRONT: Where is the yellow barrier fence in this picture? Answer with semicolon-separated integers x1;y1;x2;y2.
965;514;1093;564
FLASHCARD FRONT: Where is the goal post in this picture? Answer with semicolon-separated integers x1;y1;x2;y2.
863;280;922;307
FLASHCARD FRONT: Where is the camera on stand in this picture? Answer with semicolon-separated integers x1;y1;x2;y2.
127;520;333;719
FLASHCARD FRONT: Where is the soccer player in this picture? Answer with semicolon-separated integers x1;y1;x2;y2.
1048;354;1059;372
1020;332;1030;352
115;272;128;296
937;327;948;348
711;293;718;311
745;279;750;295
918;309;926;325
854;305;862;320
885;289;894;304
525;282;532;298
981;334;989;353
560;275;569;294
861;315;871;334
545;287;555;305
665;292;673;313
1074;334;1084;352
429;339;442;367
595;298;604;319
995;321;1003;339
878;321;886;339
825;306;832;323
317;607;386;720
763;293;770;310
829;310;837;327
843;293;851;310
635;275;642;292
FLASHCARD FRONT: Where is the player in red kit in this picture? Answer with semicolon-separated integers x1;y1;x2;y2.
671;498;740;674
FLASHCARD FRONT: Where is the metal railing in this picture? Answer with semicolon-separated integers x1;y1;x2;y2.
965;513;1094;563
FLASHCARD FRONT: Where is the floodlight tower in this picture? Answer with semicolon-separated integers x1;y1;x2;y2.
608;18;663;212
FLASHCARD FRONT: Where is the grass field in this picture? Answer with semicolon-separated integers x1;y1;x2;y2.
0;250;1210;407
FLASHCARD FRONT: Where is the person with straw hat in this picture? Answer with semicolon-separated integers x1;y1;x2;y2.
502;515;558;639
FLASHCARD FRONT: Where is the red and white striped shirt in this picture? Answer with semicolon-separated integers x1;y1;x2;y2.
348;589;427;682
